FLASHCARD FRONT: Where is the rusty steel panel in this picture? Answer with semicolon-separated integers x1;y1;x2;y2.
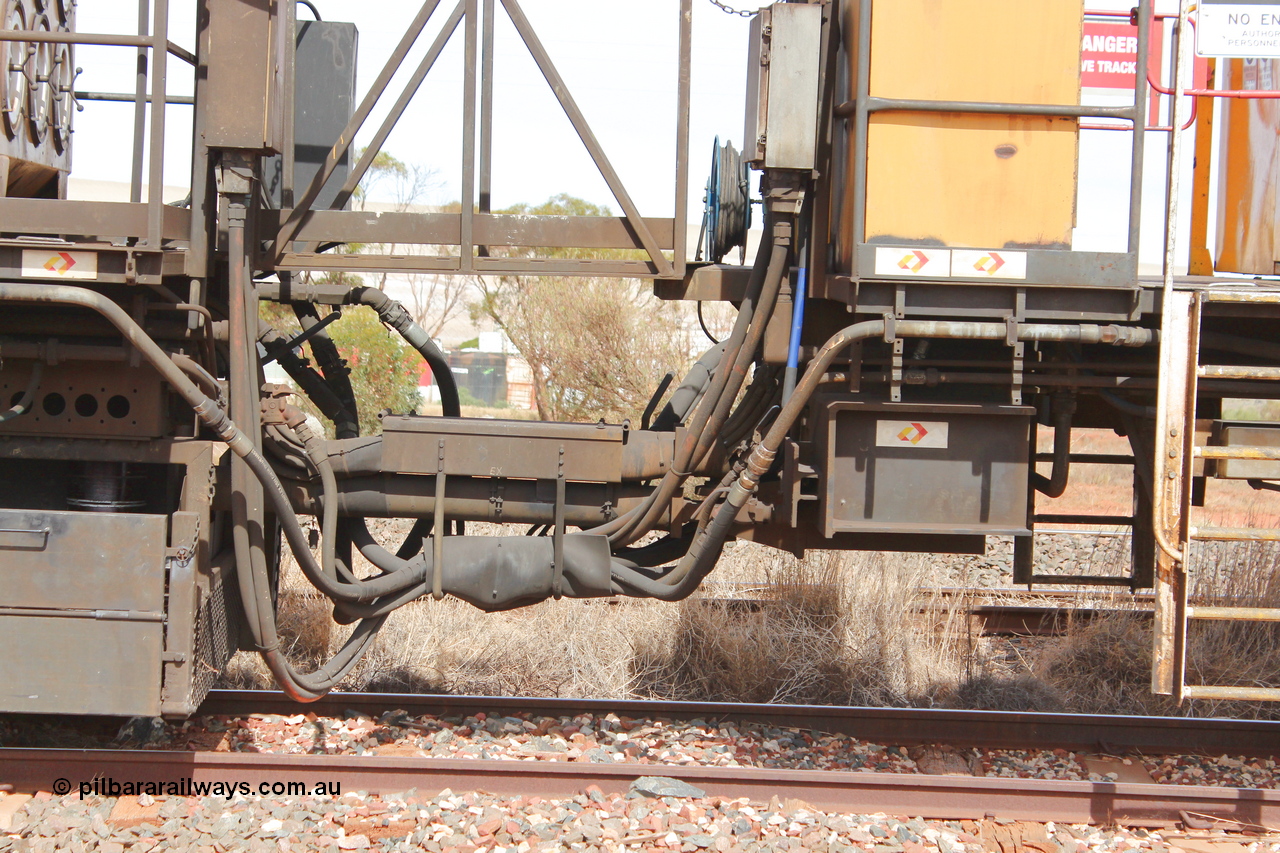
381;415;624;482
0;199;191;242
257;209;677;251
0;509;167;612
204;0;280;152
816;399;1033;538
0;616;162;715
0;360;168;438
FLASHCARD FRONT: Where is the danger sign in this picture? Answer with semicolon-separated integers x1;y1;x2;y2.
876;419;949;449
21;249;98;280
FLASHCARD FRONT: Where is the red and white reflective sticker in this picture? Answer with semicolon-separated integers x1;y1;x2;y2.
21;249;98;280
875;419;949;449
874;246;951;277
951;249;1027;280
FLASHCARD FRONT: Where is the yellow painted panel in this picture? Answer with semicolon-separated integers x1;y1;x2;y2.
863;0;1081;248
1214;58;1280;276
869;0;1082;105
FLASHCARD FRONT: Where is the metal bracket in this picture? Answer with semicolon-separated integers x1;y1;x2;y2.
166;511;201;562
552;444;566;599
489;476;505;519
432;439;446;600
1009;291;1026;406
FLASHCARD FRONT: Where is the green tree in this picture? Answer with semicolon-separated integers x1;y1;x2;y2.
470;194;693;423
261;296;423;437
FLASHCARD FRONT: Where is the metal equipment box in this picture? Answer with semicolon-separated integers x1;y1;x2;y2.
381;415;625;482
265;20;358;209
815;400;1032;538
0;510;168;715
744;3;823;171
1212;421;1280;480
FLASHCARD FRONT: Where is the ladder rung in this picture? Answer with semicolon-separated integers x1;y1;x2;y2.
1198;364;1280;380
1027;575;1134;586
1191;525;1280;541
1184;684;1280;701
1195;445;1280;460
1187;605;1280;621
1033;514;1133;526
1200;290;1280;304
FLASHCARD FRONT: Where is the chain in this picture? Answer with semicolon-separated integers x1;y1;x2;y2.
707;0;763;17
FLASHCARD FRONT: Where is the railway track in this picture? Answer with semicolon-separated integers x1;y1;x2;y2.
7;692;1280;827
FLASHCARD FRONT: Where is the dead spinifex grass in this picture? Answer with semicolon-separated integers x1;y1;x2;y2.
631;551;970;706
1038;541;1280;719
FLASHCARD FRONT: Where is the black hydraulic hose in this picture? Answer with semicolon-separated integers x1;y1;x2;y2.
607;229;791;548
0;284;399;700
0;361;42;423
343;287;460;418
293;302;359;438
170;353;223;404
396;517;434;559
1032;393;1075;498
587;228;777;544
693;234;791;470
259;320;358;438
649;343;726;431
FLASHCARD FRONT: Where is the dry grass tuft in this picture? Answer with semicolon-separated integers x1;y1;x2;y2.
1036;541;1280;719
629;552;974;707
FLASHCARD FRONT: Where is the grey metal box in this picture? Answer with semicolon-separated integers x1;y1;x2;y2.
381;416;625;483
204;0;282;151
816;400;1032;537
1214;422;1280;480
744;3;823;171
0;510;167;715
266;20;358;209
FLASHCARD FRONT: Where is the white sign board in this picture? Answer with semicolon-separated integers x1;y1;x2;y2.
951;249;1028;280
1198;2;1280;57
21;249;98;280
875;420;949;450
873;247;951;277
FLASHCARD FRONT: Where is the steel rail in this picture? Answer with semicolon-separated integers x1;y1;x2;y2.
197;690;1280;756
4;747;1280;826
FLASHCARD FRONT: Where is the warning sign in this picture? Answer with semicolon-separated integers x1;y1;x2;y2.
1198;1;1280;57
876;419;949;449
1081;22;1154;89
874;247;951;277
21;249;98;280
951;249;1028;280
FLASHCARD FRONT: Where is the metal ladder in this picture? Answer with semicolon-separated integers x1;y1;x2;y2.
1147;0;1280;702
1151;289;1280;702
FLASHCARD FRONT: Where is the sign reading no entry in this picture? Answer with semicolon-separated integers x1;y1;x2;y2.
1199;0;1280;57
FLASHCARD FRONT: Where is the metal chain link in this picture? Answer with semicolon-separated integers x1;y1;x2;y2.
706;0;763;17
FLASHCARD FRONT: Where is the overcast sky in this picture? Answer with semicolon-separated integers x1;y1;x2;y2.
69;0;1195;270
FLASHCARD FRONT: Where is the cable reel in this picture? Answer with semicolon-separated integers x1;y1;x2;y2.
698;136;751;264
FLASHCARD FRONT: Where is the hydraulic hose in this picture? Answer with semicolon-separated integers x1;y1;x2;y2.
0;284;392;700
260;320;358;439
593;215;791;549
0;361;42;423
293;302;360;438
344;287;460;418
649;343;726;431
1032;393;1076;498
609;318;1157;601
